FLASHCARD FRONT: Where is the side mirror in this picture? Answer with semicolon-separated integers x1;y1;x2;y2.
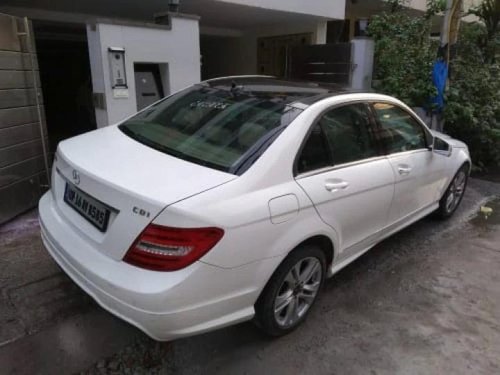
432;137;452;157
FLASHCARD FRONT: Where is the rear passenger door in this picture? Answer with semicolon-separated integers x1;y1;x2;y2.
295;103;395;259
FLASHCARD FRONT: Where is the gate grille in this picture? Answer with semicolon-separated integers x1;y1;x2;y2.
0;13;49;224
288;43;352;85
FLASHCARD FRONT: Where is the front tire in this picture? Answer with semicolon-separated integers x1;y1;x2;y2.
436;163;469;219
254;245;326;337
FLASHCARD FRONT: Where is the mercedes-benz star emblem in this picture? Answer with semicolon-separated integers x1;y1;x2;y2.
72;170;80;185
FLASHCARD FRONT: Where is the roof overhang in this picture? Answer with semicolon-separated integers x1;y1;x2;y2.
1;0;344;30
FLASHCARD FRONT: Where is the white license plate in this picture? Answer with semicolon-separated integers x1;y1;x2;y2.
63;183;111;232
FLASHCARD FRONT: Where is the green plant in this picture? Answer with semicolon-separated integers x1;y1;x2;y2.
426;0;446;18
367;3;438;107
368;0;500;170
444;22;500;170
384;0;409;13
468;0;500;63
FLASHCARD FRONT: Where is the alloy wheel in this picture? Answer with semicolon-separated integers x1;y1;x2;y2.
445;170;467;213
273;257;322;328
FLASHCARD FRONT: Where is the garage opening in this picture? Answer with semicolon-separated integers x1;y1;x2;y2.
201;35;236;80
200;34;257;80
33;21;96;153
257;33;312;77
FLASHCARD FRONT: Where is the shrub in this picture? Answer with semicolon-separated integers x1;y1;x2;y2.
444;22;500;170
368;1;500;170
367;2;438;107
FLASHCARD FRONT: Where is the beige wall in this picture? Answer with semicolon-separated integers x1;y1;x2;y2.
462;0;482;22
399;0;480;13
408;0;427;11
345;0;482;40
219;0;345;19
346;0;481;19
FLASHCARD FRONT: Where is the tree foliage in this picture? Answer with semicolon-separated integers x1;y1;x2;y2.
468;0;500;63
368;0;500;170
445;23;500;170
367;3;439;107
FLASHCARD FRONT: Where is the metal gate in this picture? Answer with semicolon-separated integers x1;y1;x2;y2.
257;33;313;78
0;13;50;225
288;43;352;85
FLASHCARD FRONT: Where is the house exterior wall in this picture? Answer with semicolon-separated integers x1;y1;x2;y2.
408;0;427;12
87;16;200;127
344;0;482;41
462;0;482;22
348;0;479;15
219;0;345;19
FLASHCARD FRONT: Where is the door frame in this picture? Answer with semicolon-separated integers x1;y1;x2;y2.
293;100;386;177
293;100;395;256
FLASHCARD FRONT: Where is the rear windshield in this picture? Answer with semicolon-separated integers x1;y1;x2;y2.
119;85;303;174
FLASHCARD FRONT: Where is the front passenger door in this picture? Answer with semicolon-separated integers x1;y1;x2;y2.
295;103;395;259
371;102;447;226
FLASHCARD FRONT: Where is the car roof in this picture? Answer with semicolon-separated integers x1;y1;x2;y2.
202;76;353;107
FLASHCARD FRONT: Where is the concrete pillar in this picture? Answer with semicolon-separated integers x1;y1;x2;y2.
86;15;200;127
350;37;374;90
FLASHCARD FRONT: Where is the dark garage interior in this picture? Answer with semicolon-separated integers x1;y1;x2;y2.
33;21;96;153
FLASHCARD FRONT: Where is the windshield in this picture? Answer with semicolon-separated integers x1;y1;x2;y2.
119;84;303;174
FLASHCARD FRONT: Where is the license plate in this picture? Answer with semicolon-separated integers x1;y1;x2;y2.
64;183;111;232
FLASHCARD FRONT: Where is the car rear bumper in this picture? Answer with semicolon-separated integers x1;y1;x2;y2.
39;192;280;340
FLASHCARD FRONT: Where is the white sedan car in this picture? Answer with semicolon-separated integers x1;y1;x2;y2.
39;76;470;340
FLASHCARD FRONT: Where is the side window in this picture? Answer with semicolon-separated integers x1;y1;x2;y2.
297;124;331;174
372;103;427;153
319;104;379;165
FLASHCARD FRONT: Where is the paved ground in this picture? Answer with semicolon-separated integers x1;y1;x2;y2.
0;178;499;374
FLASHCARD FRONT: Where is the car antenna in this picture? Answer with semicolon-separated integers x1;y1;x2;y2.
230;81;245;96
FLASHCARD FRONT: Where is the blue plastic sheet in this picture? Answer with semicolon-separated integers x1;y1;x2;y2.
431;60;448;112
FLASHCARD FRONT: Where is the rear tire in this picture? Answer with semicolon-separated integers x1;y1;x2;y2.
254;245;326;337
436;163;469;219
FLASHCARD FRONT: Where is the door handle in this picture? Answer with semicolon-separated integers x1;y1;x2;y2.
397;165;412;175
325;180;349;192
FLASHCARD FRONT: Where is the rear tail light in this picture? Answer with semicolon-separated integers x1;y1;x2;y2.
123;224;224;271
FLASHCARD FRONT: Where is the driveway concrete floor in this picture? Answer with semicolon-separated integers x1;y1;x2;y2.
0;210;141;374
0;178;499;374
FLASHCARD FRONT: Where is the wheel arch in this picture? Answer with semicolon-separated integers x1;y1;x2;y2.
438;150;471;200
463;160;472;174
454;148;472;174
255;233;336;304
440;159;470;199
292;235;335;269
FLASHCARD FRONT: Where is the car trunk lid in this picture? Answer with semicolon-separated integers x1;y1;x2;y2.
52;125;236;260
